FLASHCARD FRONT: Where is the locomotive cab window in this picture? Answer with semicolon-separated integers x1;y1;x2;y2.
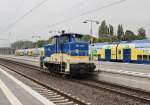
51;38;57;44
60;36;69;44
74;36;83;42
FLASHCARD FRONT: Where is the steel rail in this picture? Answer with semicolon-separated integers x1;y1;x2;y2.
0;58;89;105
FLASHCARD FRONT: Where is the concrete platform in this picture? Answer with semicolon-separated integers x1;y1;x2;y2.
0;67;55;105
94;62;150;92
96;70;150;92
96;61;150;73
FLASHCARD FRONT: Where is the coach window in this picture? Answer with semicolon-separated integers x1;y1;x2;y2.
149;55;150;60
137;55;142;60
118;50;121;54
143;55;147;61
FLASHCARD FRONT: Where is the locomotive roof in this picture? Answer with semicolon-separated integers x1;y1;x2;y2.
51;33;83;39
60;33;83;37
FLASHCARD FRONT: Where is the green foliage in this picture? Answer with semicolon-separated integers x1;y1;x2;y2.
117;24;124;40
122;30;136;41
97;20;148;43
82;35;98;43
97;35;118;43
36;40;49;47
98;20;114;38
35;37;53;48
109;25;114;36
98;37;111;42
98;20;108;37
137;28;146;39
82;35;118;43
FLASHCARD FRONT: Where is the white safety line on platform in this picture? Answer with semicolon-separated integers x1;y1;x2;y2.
0;68;55;105
0;79;23;105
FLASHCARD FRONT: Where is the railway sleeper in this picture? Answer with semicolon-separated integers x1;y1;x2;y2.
56;101;75;105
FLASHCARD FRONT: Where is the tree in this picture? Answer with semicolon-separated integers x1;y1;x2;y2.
109;24;114;36
125;30;134;35
82;35;98;43
122;30;136;41
137;28;146;39
117;24;124;40
111;35;118;42
98;20;108;37
36;40;49;47
106;25;109;35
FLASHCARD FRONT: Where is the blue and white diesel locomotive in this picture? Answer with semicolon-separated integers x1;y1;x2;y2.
40;33;96;75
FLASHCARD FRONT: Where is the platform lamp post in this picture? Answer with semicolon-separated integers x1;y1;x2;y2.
83;20;99;35
83;20;99;61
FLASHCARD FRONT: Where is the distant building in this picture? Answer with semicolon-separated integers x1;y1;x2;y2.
0;47;15;55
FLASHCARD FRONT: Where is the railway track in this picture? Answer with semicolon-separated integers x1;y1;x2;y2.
75;79;150;103
0;58;89;105
0;58;150;104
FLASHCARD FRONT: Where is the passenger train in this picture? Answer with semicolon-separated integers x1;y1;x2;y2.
90;40;150;64
15;48;44;56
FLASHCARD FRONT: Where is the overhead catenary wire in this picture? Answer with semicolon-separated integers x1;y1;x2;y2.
1;0;48;32
13;0;24;18
1;0;127;35
0;0;87;34
39;0;127;31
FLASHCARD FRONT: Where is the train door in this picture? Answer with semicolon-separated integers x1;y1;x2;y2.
137;55;142;64
105;49;111;61
143;55;149;64
123;49;131;62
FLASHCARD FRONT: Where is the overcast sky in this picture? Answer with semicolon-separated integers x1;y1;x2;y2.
0;0;150;47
